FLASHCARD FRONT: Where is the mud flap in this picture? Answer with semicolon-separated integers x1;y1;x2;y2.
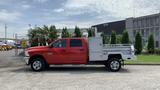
121;60;124;67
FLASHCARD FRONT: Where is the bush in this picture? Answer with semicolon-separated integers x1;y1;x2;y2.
111;31;116;44
147;34;155;54
154;49;160;55
121;30;129;44
101;33;110;44
135;32;142;54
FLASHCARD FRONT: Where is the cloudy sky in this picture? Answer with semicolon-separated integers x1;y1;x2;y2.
0;0;160;38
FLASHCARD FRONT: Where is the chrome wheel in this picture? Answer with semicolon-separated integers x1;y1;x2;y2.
32;61;42;70
106;58;121;72
110;60;120;70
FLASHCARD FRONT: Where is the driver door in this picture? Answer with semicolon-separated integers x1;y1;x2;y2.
50;39;70;64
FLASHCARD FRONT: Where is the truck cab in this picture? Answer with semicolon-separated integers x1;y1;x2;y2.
24;38;88;70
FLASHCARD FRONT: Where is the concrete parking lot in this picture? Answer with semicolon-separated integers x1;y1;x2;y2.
0;50;160;90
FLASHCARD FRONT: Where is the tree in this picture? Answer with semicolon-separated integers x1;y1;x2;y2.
110;31;116;44
87;28;95;37
135;32;142;54
101;33;110;44
116;35;122;44
74;26;82;37
147;34;155;54
62;27;70;38
121;30;129;44
48;25;59;39
28;27;41;47
28;25;59;47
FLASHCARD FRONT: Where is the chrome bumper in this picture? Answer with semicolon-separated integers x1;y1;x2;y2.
24;57;30;65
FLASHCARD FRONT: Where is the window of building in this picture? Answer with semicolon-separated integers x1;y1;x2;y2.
133;30;136;37
133;20;137;28
156;27;159;36
141;19;144;28
156;41;159;47
70;39;82;47
138;20;141;28
150;18;154;26
150;28;154;34
146;18;149;27
144;19;146;27
141;29;144;37
156;16;159;26
146;28;149;37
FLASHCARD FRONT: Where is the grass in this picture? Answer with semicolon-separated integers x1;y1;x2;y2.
125;55;160;64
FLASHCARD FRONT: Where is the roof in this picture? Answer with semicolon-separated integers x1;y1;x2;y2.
92;20;125;35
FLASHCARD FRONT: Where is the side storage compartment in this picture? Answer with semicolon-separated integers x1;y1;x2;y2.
88;37;106;61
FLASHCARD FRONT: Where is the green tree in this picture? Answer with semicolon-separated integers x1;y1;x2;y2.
135;32;142;54
48;25;59;39
111;31;116;44
147;34;155;54
87;28;95;37
62;27;70;38
101;33;110;44
28;27;41;47
116;35;122;44
74;26;82;37
28;25;59;47
121;30;129;44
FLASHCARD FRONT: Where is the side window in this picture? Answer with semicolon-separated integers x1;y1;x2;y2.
53;39;66;48
70;39;82;47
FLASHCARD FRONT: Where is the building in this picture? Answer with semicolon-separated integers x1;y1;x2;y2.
126;13;160;48
92;20;125;35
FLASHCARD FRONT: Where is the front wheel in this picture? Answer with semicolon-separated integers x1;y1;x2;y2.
106;58;121;72
31;58;46;71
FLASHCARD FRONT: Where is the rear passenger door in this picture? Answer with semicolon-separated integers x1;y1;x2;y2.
69;39;86;64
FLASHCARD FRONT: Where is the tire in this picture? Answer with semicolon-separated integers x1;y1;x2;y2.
105;58;121;72
31;57;46;71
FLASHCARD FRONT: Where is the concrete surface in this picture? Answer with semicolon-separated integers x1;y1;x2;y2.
0;50;160;90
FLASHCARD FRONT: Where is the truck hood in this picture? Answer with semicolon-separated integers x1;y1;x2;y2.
27;46;49;51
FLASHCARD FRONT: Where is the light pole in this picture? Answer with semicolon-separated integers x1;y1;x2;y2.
5;24;7;44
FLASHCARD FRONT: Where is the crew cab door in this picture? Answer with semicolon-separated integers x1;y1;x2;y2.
50;39;70;64
68;39;87;64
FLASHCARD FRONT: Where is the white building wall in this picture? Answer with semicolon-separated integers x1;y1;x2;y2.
126;13;160;48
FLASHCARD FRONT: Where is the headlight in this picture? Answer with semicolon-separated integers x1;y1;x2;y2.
25;50;29;57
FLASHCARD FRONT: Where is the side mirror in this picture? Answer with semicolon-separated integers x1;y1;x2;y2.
48;44;52;48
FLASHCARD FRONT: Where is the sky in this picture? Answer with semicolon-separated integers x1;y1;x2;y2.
0;0;160;38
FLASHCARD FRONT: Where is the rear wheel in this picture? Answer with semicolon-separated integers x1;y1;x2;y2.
105;58;121;72
31;58;46;71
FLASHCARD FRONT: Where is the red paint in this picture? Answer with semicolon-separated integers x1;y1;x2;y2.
27;38;88;64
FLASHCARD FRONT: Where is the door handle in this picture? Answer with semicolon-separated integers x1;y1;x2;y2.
79;49;84;51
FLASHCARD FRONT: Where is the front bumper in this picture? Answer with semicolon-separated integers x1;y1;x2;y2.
24;57;30;65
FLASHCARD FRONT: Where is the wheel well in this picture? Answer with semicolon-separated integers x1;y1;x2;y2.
108;54;122;60
29;55;47;65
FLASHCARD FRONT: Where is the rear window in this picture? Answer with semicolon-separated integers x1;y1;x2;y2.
70;39;82;47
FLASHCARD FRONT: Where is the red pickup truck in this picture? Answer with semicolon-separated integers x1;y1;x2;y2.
24;37;136;72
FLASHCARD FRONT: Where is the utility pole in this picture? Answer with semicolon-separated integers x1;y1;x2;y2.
5;24;7;44
15;33;18;56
